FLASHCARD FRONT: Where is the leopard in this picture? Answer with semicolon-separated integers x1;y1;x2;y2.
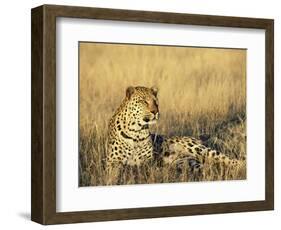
106;86;245;181
106;86;158;168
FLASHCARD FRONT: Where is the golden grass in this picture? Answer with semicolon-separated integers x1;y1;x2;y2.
79;42;246;186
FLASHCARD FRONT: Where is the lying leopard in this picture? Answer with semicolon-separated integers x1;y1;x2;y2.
106;86;245;182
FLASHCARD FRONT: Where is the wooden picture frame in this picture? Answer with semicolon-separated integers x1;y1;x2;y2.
31;4;274;225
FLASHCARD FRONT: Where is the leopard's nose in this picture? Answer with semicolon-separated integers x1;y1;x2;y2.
150;107;159;115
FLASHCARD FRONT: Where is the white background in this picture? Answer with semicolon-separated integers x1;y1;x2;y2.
0;0;279;229
57;18;265;212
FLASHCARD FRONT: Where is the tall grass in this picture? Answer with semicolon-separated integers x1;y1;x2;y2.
79;43;246;186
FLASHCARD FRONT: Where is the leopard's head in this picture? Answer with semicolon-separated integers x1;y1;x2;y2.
125;86;160;126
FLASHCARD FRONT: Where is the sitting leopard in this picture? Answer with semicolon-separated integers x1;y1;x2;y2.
106;86;245;181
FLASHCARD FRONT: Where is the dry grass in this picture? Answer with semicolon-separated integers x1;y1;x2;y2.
79;42;246;186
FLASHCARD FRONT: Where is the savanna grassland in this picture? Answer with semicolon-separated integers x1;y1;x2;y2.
79;42;246;186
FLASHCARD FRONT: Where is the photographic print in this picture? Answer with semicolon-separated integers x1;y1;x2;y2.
79;42;247;186
31;5;274;224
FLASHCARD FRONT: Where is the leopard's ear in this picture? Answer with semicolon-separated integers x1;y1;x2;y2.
151;86;158;97
126;86;135;99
